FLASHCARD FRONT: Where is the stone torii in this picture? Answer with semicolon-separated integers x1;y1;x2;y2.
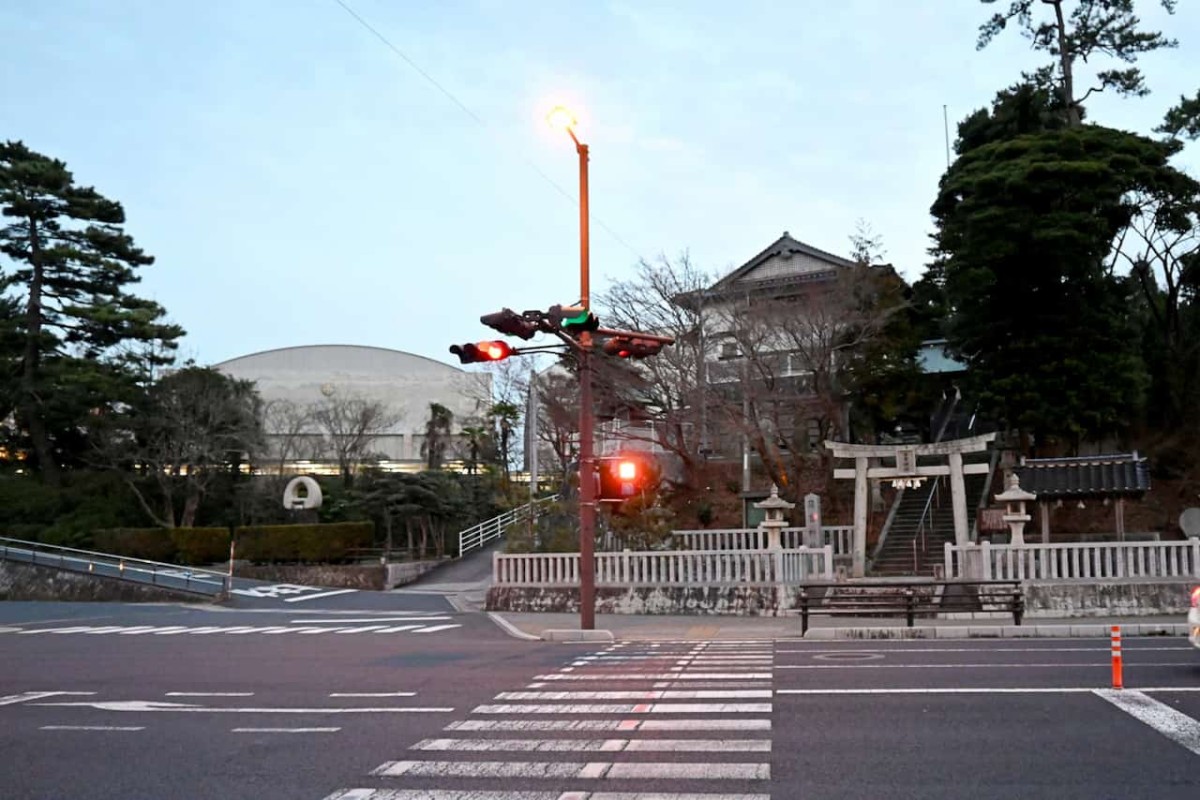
825;433;996;577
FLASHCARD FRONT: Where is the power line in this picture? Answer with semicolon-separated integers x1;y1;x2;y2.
331;0;644;261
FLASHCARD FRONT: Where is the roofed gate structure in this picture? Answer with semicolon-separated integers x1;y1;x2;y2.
826;433;996;576
1013;452;1151;541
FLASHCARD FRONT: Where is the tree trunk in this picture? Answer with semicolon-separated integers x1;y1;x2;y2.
180;480;202;528
405;518;414;560
19;217;60;486
1050;0;1081;126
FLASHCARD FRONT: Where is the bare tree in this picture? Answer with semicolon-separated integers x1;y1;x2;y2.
718;263;913;490
260;399;318;473
531;368;579;482
310;392;401;487
596;253;715;483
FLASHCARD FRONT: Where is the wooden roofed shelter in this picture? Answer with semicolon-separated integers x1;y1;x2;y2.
1012;452;1151;542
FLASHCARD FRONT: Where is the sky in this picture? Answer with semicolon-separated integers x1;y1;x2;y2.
2;0;1198;369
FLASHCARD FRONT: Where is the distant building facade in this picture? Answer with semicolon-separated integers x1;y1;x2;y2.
215;344;491;473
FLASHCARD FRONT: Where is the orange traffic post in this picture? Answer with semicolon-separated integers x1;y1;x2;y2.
1110;625;1123;690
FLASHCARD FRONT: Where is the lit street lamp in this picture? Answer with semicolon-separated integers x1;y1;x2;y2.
547;105;596;631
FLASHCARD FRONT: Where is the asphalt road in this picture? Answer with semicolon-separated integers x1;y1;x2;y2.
2;598;1199;799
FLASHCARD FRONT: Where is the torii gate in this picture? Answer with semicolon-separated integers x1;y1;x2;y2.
825;433;996;577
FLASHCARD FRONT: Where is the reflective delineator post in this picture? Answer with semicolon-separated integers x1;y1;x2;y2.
1110;625;1123;690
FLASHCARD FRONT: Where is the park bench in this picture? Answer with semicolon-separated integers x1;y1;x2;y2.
795;579;1024;635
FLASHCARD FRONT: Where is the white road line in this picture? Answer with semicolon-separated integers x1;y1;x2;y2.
331;626;392;634
412;624;462;633
496;690;773;700
36;701;454;713
776;647;1189;654
445;719;772;731
777;662;1190;669
371;760;769;780
18;626;103;634
232;727;340;733
329;692;416;698
1094;690;1200;756
471;703;773;714
290;617;449;624
40;726;144;731
283;589;358;603
411;737;771;752
777;687;1200;695
323;792;771;800
166;692;254;697
0;691;95;706
536;673;772;681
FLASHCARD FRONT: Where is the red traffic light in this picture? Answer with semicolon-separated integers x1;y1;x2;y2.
449;340;514;364
598;456;649;501
603;336;663;359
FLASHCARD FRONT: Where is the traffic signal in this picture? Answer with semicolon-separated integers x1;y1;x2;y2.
480;308;540;340
602;336;663;359
548;304;599;335
449;340;514;364
598;456;645;501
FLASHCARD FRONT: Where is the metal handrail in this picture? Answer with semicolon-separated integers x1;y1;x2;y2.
0;535;230;596
457;495;559;558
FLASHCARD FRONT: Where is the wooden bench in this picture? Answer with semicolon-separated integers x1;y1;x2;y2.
795;580;1024;634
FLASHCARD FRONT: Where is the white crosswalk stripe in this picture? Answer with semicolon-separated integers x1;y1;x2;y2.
320;640;774;799
5;624;461;636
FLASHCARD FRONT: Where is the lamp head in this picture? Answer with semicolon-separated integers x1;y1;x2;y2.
546;105;577;132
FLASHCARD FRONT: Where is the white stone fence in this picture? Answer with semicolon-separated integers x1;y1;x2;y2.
492;547;835;588
671;527;854;555
944;538;1200;582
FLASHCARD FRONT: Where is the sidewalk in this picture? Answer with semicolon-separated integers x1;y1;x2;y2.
488;610;1191;642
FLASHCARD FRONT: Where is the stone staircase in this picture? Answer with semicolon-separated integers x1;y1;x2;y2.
871;470;989;576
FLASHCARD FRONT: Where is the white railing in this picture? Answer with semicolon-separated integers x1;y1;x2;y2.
944;538;1200;582
458;495;558;558
673;527;853;555
492;546;834;587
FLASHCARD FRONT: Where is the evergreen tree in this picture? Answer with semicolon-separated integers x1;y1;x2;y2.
0;141;183;483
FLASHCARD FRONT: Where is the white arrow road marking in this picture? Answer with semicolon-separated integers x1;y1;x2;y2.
0;691;96;706
284;589;358;603
34;700;453;713
1095;689;1200;756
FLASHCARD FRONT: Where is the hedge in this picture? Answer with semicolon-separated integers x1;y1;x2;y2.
233;522;374;564
92;527;230;565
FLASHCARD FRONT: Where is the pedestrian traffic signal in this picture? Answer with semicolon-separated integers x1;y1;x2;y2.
449;340;514;364
602;336;663;359
548;304;599;334
480;308;540;340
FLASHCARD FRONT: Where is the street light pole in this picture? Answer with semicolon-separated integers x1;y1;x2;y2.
568;127;596;632
548;106;597;630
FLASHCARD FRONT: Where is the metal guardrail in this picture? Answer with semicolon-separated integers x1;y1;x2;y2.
0;536;231;597
457;495;559;558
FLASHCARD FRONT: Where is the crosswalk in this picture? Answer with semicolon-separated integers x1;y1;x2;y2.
321;639;775;799
1;616;461;637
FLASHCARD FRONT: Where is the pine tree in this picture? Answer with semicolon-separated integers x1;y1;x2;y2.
0;141;183;483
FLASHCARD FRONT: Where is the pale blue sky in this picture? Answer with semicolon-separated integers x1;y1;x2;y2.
3;1;1197;368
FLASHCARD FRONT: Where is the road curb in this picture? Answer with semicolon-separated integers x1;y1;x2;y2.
803;624;1192;640
486;612;542;641
541;628;615;643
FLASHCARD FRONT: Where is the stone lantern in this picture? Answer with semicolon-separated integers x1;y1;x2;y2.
754;484;795;549
994;473;1036;546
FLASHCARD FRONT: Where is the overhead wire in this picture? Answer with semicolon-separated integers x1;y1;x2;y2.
331;0;645;261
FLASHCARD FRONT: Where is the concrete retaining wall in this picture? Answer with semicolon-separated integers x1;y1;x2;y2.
487;585;796;616
1024;580;1195;617
0;561;213;603
489;579;1200;618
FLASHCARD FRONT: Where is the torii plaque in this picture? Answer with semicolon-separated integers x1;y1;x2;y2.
825;433;996;577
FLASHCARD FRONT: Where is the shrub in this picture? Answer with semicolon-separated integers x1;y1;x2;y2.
233;522;374;564
92;528;176;562
170;528;232;565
